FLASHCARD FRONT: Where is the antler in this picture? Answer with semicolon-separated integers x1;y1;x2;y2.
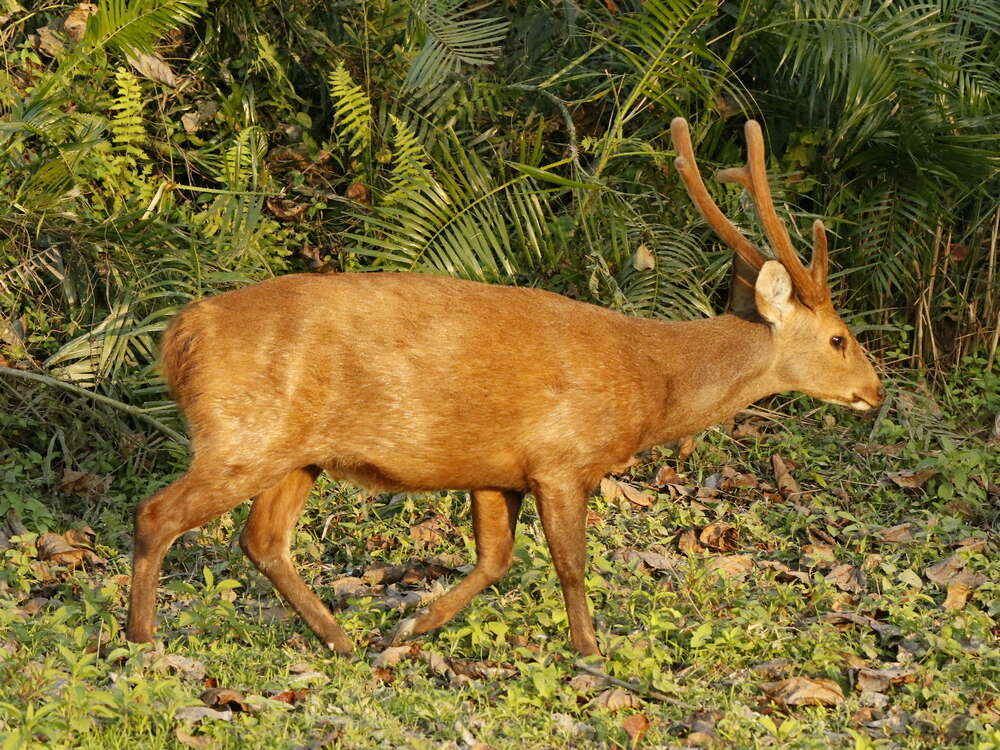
670;118;766;273
671;117;830;308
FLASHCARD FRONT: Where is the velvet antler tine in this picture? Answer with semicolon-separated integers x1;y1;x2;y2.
742;122;820;300
810;219;830;300
670;118;766;271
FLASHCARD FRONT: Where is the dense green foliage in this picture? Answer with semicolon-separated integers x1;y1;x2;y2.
3;1;999;397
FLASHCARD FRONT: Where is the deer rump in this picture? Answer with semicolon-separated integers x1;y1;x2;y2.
162;272;664;496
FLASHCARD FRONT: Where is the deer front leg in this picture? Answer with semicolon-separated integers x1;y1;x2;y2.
391;488;523;644
240;466;354;654
533;480;600;657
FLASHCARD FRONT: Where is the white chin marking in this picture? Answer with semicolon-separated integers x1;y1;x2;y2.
820;397;872;411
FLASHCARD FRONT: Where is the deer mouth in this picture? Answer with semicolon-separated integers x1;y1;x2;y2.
820;395;876;411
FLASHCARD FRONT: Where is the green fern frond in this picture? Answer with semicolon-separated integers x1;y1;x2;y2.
383;114;434;205
111;68;146;161
329;62;372;158
222;126;268;190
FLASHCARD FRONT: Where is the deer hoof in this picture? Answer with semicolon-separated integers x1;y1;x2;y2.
389;610;426;645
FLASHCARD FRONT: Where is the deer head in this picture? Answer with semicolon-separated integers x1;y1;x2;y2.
670;118;883;410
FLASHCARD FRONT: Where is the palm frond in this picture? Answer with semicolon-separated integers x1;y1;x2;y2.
350;133;552;281
403;0;510;93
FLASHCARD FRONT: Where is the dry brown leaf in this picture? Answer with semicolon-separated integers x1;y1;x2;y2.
599;477;622;501
615;548;680;572
884;469;938;490
450;659;516;681
409;515;453;546
825;564;867;594
414;650;450;678
175;727;213;748
362;563;407;585
678;528;704;555
853;442;902;456
771;454;801;497
57;469;110;495
731;419;762;439
851;707;878;726
601;478;654;507
200;687;250;713
126;51;176;86
800;544;836;568
761;676;844;707
346;182;369;204
632;244;655;271
751;659;791;679
758;560;810;584
820;612;902;638
569;673;609;692
374;645;413;668
807;525;838;546
371;667;394;685
35;531;103;568
181;111;202;134
592;687;642;711
63;526;95;547
400;561;453;585
622;713;651;746
653;465;682;487
855;666;917;693
265;198;307;221
699;523;739;552
953;537;987;552
63;3;97;41
331;576;366;597
174;705;232;723
270;688;309;706
678;710;722;743
943;582;973;610
35;27;66;57
924;554;967;585
839;652;868;669
720;465;759;489
676;435;695;462
942;570;987;610
153;654;207;681
972;699;1000;724
879;523;915;543
707;554;753;578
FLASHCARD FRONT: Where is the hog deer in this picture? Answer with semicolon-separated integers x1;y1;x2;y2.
126;118;883;657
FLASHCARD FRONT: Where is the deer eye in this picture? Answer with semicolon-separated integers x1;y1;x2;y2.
830;336;846;351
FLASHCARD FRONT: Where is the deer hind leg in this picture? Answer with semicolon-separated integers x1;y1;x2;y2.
391;488;523;645
239;466;353;654
127;464;258;643
534;481;601;657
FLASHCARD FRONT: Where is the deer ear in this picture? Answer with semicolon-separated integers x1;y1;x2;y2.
755;260;795;325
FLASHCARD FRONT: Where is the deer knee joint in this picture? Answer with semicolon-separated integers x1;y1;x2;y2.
240;530;277;569
479;551;514;584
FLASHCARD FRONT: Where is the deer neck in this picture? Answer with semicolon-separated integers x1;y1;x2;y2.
636;314;779;445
